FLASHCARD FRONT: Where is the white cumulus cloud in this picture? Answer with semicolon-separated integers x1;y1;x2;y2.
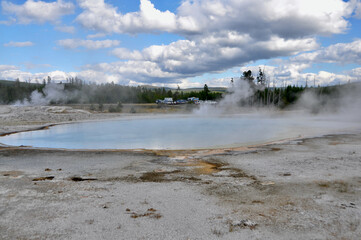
55;25;76;34
291;39;361;65
76;0;178;34
57;39;120;50
106;32;317;83
76;0;352;37
0;65;19;71
73;0;359;85
2;0;75;24
3;41;34;47
2;0;361;87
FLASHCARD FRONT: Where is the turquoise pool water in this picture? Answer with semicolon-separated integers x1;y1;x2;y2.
0;114;357;150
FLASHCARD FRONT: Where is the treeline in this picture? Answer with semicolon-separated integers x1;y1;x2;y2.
243;85;342;108
236;68;352;108
0;79;43;104
0;76;353;107
0;78;222;104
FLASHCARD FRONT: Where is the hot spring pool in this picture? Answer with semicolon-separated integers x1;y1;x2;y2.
0;114;358;150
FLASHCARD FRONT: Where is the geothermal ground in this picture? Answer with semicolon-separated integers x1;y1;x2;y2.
0;105;360;239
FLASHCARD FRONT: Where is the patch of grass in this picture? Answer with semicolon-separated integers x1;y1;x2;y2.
281;173;292;176
140;199;149;204
271;147;282;151
129;107;136;113
129;208;162;219
318;181;330;188
227;168;257;180
335;180;348;193
1;171;24;177
212;228;223;236
139;170;181;182
317;180;349;192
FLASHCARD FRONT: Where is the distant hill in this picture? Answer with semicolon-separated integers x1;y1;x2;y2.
2;79;360;91
180;87;227;93
138;85;227;92
0;79;42;86
138;85;172;91
0;80;227;92
0;79;18;86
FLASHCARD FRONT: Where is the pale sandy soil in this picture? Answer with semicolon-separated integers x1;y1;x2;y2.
0;105;360;239
0;104;192;136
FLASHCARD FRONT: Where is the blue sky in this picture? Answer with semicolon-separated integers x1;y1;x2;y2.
1;0;361;88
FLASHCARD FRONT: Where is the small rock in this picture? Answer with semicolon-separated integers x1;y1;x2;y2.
341;203;357;208
85;219;94;225
261;181;275;186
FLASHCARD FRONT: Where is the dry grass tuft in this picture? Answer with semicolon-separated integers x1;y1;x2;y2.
32;176;54;181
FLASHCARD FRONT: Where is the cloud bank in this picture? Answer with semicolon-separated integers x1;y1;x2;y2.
76;0;351;37
72;0;358;84
3;41;34;47
2;0;75;24
1;0;361;87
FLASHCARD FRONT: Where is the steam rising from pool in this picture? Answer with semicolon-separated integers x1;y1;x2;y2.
3;80;361;150
195;79;361;120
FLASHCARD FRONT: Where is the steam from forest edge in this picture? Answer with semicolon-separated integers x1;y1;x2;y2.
194;78;361;123
14;83;76;106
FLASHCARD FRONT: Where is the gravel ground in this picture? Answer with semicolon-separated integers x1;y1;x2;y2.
0;105;128;135
0;105;360;239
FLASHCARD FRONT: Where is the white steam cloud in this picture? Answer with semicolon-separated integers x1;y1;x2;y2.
194;77;361;131
14;83;71;106
194;79;264;115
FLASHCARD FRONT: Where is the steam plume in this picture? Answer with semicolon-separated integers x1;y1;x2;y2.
14;83;71;106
